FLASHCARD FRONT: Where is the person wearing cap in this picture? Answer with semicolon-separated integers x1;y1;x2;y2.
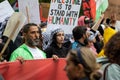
44;28;69;59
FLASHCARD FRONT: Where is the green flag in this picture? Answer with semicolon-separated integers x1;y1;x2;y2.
96;0;109;21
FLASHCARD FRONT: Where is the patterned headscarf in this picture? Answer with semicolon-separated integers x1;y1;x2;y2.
51;28;64;39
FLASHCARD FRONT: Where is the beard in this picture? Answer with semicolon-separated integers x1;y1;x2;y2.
27;38;40;46
84;38;89;46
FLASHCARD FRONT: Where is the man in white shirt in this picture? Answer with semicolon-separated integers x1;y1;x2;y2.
10;23;46;61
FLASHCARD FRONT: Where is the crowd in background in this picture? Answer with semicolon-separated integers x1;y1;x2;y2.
0;13;120;80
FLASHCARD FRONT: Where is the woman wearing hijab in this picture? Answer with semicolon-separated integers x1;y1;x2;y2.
44;28;69;59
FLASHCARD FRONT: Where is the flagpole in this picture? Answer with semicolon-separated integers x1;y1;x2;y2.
26;6;30;23
92;14;104;31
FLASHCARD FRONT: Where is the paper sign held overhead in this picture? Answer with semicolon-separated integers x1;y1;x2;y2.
18;0;40;24
47;0;82;34
3;12;26;42
0;0;14;22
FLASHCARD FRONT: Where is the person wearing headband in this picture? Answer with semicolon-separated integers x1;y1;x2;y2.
64;47;102;80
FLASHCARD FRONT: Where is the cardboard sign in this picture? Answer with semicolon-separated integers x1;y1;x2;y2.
3;12;26;41
47;0;82;34
18;0;40;24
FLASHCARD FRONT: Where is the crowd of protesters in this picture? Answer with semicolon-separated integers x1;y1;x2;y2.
0;13;120;80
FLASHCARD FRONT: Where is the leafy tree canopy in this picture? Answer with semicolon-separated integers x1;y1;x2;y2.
0;0;50;4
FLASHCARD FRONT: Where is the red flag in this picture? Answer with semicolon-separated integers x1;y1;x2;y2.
82;0;96;20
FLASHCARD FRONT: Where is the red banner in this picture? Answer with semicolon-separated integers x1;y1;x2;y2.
0;58;68;80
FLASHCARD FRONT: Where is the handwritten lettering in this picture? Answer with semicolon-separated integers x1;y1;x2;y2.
48;16;76;25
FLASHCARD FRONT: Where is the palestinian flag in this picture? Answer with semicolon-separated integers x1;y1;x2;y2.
12;0;19;12
95;0;109;21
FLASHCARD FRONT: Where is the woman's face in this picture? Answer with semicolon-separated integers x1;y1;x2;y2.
56;31;64;44
64;54;80;80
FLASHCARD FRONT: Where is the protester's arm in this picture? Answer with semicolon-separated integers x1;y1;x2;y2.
92;14;104;31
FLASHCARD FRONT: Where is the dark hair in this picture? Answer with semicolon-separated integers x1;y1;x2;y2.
22;23;38;33
104;31;120;65
72;26;87;41
106;18;110;25
50;33;58;46
84;17;93;24
40;22;47;28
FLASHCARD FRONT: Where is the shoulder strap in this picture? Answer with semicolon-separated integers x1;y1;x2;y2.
103;63;112;80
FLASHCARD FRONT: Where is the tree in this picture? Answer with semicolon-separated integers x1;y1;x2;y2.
39;0;50;3
0;0;15;4
0;0;50;4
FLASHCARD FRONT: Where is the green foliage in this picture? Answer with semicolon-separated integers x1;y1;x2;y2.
0;0;3;3
0;0;15;4
0;0;51;4
39;0;50;3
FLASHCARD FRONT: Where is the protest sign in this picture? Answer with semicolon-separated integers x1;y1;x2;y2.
47;0;82;34
0;12;26;58
3;12;26;42
18;0;40;24
0;0;14;22
0;59;68;80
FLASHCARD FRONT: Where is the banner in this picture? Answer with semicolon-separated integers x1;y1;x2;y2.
18;0;40;24
47;0;82;34
0;58;68;80
0;0;14;22
82;0;96;20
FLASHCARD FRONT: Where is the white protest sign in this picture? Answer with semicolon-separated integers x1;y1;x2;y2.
3;12;26;41
0;0;14;22
47;0;82;34
18;0;40;24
